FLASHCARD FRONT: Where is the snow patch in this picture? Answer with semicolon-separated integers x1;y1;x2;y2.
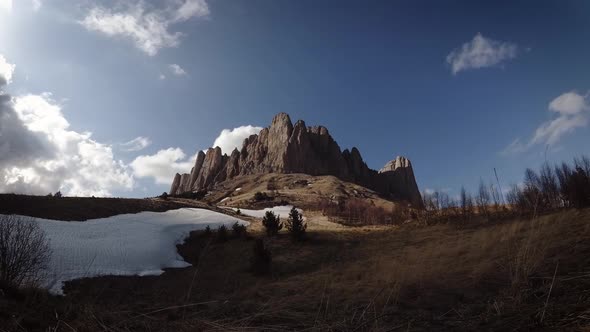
8;208;247;294
234;187;242;192
227;206;302;219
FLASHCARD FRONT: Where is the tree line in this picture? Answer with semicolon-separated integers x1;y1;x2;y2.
422;156;590;223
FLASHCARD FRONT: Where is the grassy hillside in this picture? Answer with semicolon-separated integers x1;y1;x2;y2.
1;208;589;331
206;172;406;212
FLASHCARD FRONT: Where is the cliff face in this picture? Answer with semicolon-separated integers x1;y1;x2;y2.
170;113;423;208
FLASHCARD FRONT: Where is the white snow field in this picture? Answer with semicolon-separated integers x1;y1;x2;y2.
14;208;247;294
227;206;303;219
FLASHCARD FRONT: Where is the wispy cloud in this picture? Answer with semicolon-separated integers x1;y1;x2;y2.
79;0;210;56
502;91;590;154
121;136;152;152
168;63;187;76
446;33;519;75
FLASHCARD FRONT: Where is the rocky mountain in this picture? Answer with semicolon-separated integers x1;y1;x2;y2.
170;113;423;207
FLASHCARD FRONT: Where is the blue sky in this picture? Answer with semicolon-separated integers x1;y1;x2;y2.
1;0;589;198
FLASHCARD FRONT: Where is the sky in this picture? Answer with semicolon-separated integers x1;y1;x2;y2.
1;0;590;198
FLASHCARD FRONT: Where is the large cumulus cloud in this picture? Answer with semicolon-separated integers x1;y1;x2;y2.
0;55;134;196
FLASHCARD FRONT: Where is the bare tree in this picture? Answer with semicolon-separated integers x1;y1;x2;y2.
539;162;559;209
460;186;474;219
489;182;501;209
523;168;542;213
0;215;51;288
476;180;490;216
555;162;573;207
574;156;590;176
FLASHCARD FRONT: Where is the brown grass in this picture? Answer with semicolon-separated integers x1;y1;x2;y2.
1;206;589;331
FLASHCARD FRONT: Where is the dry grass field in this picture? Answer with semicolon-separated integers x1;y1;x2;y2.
1;199;589;331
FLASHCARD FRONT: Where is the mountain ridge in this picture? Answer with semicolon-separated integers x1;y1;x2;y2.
170;113;423;207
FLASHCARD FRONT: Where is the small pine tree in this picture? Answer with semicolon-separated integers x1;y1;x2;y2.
232;221;247;238
286;207;306;241
262;211;282;236
54;191;63;198
203;225;212;237
250;239;271;275
216;225;228;242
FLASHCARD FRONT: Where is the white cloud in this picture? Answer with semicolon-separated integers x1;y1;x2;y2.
173;0;209;22
121;136;152;152
531;112;587;146
8;94;134;196
446;33;519;75
502;138;527;155
31;0;41;11
503;91;590;154
79;0;210;56
0;54;134;197
548;91;589;115
0;0;11;12
168;63;187;76
132;124;262;185
159;74;166;80
0;54;16;85
131;148;194;184
212;125;263;154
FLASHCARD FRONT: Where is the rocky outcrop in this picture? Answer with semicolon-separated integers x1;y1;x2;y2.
377;156;423;208
170;173;181;195
170;113;423;208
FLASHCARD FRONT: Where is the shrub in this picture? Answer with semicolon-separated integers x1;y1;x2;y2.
567;166;590;208
232;222;247;238
236;208;241;215
285;207;307;241
54;191;63;198
174;190;207;200
160;192;169;200
0;215;51;288
262;211;282;236
267;180;278;191
317;197;395;225
250;239;271;275
216;225;228;242
203;225;212;237
254;191;271;202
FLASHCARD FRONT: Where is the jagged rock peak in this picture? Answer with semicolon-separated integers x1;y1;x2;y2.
169;112;423;208
379;156;413;173
271;113;293;131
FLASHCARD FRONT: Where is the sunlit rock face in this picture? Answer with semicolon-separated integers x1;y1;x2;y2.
170;113;423;208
